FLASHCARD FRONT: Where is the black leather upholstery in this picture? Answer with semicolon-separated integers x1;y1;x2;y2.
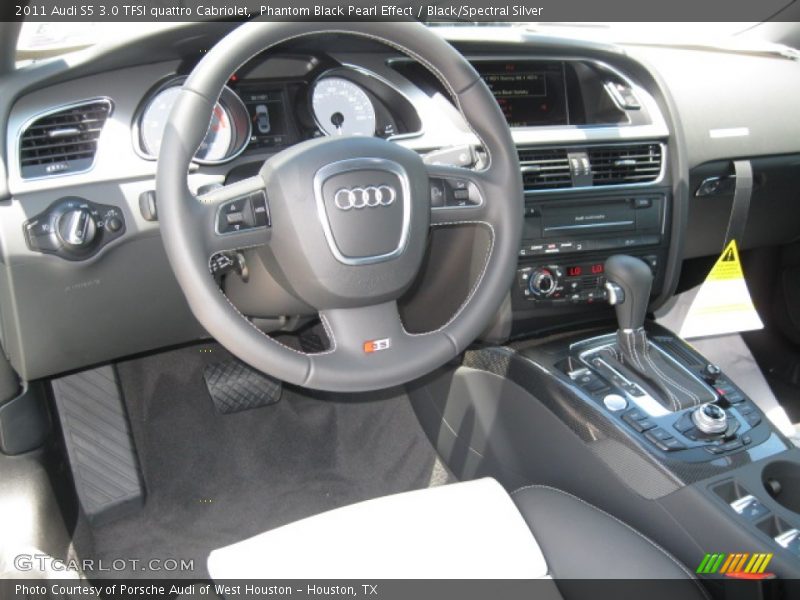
610;328;715;411
513;485;708;598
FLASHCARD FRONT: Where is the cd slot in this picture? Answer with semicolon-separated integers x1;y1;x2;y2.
541;200;635;237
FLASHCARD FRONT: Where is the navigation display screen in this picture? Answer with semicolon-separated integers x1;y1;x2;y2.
476;61;568;127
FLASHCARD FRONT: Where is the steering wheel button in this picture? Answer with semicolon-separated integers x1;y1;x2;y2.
226;212;245;225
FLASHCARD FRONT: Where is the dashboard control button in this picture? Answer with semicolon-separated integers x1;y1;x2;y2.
24;197;125;260
106;217;123;233
57;208;97;249
528;267;559;298
139;190;158;221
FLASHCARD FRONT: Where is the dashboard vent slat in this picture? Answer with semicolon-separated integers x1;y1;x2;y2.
588;143;662;186
19;100;111;179
517;147;572;191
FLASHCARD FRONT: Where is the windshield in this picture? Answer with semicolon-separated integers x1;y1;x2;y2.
14;20;783;61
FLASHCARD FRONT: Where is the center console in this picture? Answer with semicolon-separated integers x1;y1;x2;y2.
509;142;670;336
410;254;800;592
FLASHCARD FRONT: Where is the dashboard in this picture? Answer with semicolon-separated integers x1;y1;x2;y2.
2;24;800;382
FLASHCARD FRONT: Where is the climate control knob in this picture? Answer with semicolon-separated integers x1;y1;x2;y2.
529;267;560;298
57;208;97;250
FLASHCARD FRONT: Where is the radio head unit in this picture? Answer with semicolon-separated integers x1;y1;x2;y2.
514;194;667;310
520;194;664;259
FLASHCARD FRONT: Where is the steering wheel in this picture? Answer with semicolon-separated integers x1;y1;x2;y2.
156;21;522;392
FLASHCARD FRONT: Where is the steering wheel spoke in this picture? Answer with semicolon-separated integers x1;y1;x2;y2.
427;164;490;225
195;175;272;256
308;302;453;390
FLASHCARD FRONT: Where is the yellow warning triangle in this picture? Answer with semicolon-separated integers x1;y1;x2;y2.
679;239;763;339
708;240;744;281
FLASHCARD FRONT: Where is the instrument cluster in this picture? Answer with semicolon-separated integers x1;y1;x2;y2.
133;61;422;164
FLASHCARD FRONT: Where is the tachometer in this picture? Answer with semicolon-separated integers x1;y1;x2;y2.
137;82;250;164
311;77;376;137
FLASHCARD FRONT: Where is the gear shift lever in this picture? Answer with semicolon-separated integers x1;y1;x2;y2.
604;255;653;331
600;254;715;412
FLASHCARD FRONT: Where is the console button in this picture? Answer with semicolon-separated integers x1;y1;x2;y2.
626;416;656;433
603;394;627;412
647;427;673;441
775;529;800;556
673;412;695;434
719;439;744;452
744;413;762;428
645;430;685;451
623;408;647;421
730;495;770;521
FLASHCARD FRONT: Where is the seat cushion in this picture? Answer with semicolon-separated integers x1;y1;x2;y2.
208;478;549;579
512;485;708;598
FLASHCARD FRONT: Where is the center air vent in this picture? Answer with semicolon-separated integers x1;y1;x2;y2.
587;143;663;186
518;142;664;192
518;147;572;190
19;99;112;179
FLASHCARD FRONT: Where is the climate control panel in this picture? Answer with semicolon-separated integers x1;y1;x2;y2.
24;197;126;261
518;256;657;306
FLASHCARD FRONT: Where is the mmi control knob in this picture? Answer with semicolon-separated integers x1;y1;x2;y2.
57;208;97;250
529;267;560;298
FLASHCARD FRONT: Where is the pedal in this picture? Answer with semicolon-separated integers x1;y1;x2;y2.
51;366;145;525
203;360;282;414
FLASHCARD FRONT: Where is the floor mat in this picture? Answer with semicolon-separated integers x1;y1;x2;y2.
74;343;453;578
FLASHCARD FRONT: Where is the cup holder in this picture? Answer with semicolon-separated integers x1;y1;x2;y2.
762;460;800;514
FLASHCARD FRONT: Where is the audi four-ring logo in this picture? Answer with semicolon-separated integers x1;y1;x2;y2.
333;185;397;211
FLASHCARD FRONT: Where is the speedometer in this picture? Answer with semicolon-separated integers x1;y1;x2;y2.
137;82;250;164
311;77;376;137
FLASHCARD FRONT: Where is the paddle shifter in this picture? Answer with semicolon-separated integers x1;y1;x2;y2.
602;255;716;412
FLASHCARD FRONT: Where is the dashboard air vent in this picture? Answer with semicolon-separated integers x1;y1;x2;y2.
588;143;662;186
517;147;572;191
19;100;112;179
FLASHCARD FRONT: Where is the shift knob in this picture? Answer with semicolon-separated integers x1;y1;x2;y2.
604;255;653;331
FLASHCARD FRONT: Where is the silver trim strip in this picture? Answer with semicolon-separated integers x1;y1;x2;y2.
15;97;114;182
313;158;412;267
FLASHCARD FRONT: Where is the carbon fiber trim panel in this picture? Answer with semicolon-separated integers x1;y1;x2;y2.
51;365;144;525
464;327;791;499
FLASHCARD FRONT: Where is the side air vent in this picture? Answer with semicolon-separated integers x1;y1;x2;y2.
517;147;572;191
588;143;663;186
19;99;112;179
